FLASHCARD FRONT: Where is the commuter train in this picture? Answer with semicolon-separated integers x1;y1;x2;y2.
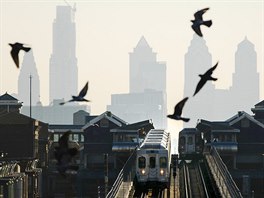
178;128;204;160
134;129;171;190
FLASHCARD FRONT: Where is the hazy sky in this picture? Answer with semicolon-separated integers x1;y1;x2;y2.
0;0;263;146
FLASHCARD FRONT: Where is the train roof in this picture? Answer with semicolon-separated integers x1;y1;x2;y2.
139;129;170;150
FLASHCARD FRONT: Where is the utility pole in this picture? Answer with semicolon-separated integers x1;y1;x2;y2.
29;74;32;118
104;153;108;196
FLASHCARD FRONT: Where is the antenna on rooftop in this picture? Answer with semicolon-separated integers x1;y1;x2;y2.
63;0;76;20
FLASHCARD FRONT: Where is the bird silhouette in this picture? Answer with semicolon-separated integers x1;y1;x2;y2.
9;42;31;68
54;130;79;175
60;81;90;105
191;8;212;37
193;62;218;96
167;97;190;122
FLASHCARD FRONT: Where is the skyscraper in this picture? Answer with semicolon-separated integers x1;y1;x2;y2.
129;36;166;93
230;37;259;113
49;5;78;103
18;50;40;106
183;35;259;126
183;34;215;126
108;36;167;129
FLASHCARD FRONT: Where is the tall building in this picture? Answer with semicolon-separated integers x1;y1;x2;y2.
18;50;40;106
108;36;167;129
49;5;78;102
129;36;166;93
183;35;259;126
183;34;215;126
230;37;259;113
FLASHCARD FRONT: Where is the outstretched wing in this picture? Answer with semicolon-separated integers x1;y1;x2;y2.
192;25;203;37
78;82;88;98
204;62;218;76
10;48;20;68
194;7;209;20
174;97;189;116
193;78;206;96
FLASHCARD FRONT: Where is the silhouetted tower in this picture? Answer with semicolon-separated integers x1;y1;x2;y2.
184;34;214;126
18;50;40;106
49;5;78;103
129;36;166;93
230;37;259;113
108;36;167;129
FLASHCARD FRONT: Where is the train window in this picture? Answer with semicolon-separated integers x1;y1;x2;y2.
138;157;146;168
187;136;193;145
160;157;167;168
149;157;156;168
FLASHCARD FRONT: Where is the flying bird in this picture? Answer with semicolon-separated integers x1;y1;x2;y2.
191;7;212;37
60;81;90;105
54;130;79;175
193;62;218;96
167;97;190;122
9;42;31;68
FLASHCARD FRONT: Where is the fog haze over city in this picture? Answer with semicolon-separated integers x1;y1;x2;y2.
0;1;263;145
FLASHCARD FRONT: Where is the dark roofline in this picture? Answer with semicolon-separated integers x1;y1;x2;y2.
0;92;19;101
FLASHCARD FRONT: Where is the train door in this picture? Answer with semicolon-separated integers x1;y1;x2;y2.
148;155;157;180
186;135;195;153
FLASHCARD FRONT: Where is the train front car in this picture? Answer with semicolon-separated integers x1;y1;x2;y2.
178;128;203;160
135;129;171;190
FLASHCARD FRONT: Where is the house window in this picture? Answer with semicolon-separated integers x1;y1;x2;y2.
53;134;59;142
80;135;84;142
73;134;79;142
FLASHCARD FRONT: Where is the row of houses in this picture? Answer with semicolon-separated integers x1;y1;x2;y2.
0;93;154;197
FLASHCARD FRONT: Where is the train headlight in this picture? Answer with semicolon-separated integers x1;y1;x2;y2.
141;169;146;175
160;169;164;175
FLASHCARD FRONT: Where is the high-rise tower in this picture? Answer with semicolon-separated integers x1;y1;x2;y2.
129;36;166;93
49;5;78;103
230;37;259;113
108;36;167;129
18;50;40;106
183;34;214;126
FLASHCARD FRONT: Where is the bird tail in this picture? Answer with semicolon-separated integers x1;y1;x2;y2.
181;117;190;122
203;20;212;27
210;77;217;81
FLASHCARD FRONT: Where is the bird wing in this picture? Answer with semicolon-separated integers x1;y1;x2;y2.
10;48;20;68
193;78;207;96
192;25;203;37
194;7;209;20
78;81;88;98
174;97;188;116
204;62;218;76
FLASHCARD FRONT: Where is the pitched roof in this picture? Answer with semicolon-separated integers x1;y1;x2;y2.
82;111;128;130
0;93;18;101
110;120;154;132
255;100;264;107
227;111;264;128
196;119;239;132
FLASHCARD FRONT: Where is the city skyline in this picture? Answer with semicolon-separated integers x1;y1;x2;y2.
0;1;263;135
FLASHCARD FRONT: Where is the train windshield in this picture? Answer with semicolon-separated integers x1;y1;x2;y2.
160;157;167;168
138;157;146;168
149;157;156;168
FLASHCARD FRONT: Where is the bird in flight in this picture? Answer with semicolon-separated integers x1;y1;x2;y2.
9;42;31;68
193;62;218;96
167;97;190;122
60;81;90;105
54;130;79;175
191;7;212;37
